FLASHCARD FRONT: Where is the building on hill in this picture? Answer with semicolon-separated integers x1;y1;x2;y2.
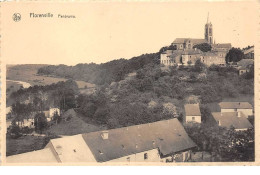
219;102;253;118
211;112;253;131
160;14;231;67
172;38;207;50
211;43;232;52
242;46;254;59
184;104;201;123
200;52;226;66
7;118;197;163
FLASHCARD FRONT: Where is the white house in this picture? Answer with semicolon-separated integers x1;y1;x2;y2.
219;102;253;118
7;118;197;163
184;104;201;123
43;108;61;121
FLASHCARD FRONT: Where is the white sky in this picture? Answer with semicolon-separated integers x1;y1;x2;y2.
2;1;258;65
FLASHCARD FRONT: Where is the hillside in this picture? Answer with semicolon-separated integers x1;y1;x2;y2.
37;53;160;85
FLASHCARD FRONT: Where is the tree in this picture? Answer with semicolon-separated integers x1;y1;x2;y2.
225;48;244;63
193;43;212;52
52;111;61;124
34;112;48;134
193;60;206;72
11;102;33;127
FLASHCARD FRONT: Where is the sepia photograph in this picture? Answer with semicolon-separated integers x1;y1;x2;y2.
0;1;258;165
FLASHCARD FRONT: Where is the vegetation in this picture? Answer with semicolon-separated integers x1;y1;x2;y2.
225;47;245;63
37;53;160;85
185;124;254;162
193;43;212;52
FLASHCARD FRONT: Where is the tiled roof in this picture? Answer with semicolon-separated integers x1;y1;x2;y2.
237;59;254;68
172;38;207;44
182;49;202;55
212;43;232;48
6;148;59;163
212;112;253;130
82;118;197;162
219;102;253;109
46;134;97;162
184;104;201;116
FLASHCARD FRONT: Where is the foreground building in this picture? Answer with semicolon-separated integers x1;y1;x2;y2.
7;118;197;163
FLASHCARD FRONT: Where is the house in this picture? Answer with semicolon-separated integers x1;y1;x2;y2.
211;112;253;131
200;51;225;66
160;49;202;66
211;43;231;52
184;104;201;123
181;49;202;66
43;107;61;121
237;59;254;75
7;118;197;163
219;102;253;118
242;46;254;59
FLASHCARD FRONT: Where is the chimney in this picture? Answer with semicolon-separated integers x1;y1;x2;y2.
101;131;109;140
237;112;241;118
218;120;221;126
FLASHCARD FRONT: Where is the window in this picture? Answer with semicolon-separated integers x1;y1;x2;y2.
192;117;195;121
144;153;148;160
127;157;130;162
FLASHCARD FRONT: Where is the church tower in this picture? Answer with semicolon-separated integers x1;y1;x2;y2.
205;13;213;44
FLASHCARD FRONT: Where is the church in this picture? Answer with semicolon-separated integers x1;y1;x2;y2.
160;15;231;67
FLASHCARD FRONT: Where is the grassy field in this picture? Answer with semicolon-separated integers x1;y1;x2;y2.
7;64;96;88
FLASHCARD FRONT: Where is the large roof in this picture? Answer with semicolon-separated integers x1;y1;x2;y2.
182;49;202;55
6;148;59;163
184;104;201;116
82;118;197;162
46;134;97;162
172;38;207;44
212;112;253;130
219;102;253;109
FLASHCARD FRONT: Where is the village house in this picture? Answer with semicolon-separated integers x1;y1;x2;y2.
211;43;232;52
237;59;254;75
242;46;254;59
211;112;253;131
43;107;61;122
200;52;226;66
219;102;253;118
184;104;201;123
7;118;197;163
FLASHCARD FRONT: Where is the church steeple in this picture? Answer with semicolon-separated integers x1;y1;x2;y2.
205;13;213;44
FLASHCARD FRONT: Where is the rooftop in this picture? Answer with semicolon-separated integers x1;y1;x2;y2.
184;104;201;116
172;38;207;44
212;112;253;130
82;118;197;162
219;102;253;109
6;148;59;163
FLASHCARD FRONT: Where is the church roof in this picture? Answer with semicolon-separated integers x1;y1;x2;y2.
172;38;207;44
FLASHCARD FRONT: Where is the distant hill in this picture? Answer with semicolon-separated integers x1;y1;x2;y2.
37;53;160;85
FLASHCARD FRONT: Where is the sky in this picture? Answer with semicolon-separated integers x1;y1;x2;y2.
1;1;258;65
